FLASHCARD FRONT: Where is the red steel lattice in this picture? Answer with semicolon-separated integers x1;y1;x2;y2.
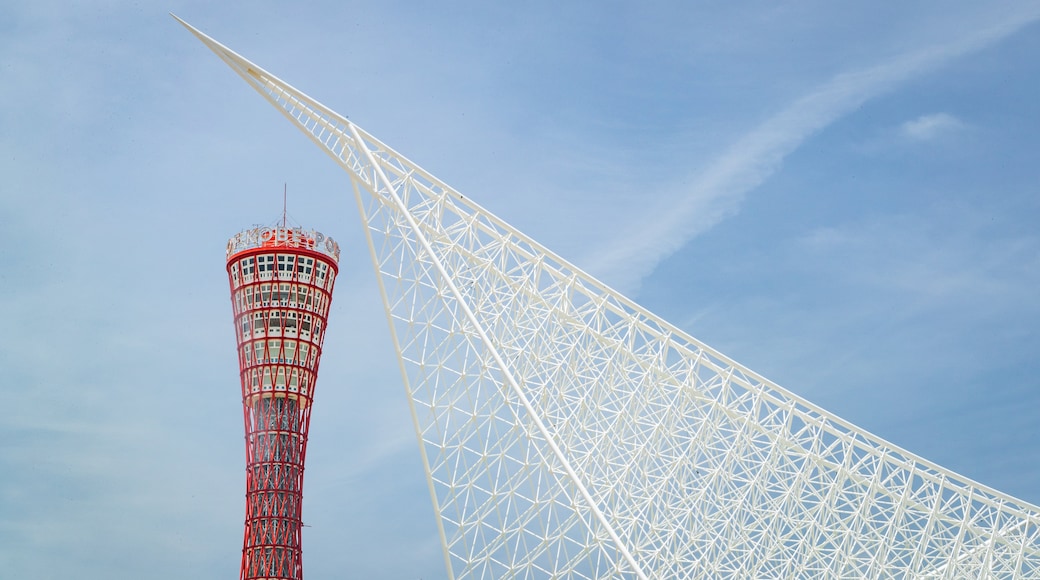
226;227;339;580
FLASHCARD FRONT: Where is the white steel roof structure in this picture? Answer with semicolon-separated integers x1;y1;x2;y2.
177;16;1040;579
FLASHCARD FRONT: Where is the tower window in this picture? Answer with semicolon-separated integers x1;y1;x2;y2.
257;255;274;275
277;254;295;273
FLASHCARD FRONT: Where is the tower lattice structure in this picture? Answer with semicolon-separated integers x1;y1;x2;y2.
183;17;1040;579
226;226;340;580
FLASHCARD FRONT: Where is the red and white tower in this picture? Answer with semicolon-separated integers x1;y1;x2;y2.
226;225;340;580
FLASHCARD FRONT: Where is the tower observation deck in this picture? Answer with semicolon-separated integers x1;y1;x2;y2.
226;225;340;580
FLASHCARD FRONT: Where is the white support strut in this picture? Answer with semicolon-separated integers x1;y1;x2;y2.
346;122;650;580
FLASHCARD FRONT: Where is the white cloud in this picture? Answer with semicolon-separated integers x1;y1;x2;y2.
587;8;1040;294
900;112;966;141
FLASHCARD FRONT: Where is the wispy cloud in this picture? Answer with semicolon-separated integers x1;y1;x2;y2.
588;8;1040;294
900;112;966;141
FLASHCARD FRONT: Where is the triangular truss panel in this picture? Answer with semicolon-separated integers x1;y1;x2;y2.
179;18;1040;578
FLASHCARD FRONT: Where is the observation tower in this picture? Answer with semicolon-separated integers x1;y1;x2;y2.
226;225;340;580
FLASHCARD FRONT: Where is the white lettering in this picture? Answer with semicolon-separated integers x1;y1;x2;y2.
227;227;339;263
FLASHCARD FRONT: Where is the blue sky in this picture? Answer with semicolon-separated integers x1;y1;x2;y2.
2;1;1039;578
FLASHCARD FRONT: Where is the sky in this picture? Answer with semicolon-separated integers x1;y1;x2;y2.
1;1;1039;578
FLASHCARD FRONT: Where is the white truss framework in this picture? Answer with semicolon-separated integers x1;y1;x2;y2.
178;17;1040;579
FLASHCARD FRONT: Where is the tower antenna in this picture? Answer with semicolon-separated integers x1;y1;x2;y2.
283;183;287;228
